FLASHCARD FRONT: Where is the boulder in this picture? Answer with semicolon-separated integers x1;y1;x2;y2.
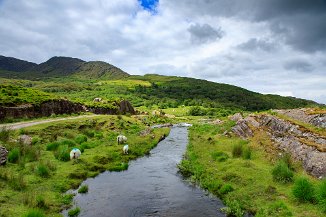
19;135;32;146
0;146;8;165
229;113;243;122
231;119;253;139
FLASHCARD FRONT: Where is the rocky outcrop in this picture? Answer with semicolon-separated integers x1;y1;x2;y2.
229;113;243;122
19;135;32;146
274;108;326;128
231;113;326;178
0;146;8;165
0;99;136;121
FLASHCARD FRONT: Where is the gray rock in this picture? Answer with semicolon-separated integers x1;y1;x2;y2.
19;135;32;146
231;119;253;139
229;113;243;122
0;146;8;165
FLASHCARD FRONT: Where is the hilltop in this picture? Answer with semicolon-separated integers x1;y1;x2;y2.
0;55;129;80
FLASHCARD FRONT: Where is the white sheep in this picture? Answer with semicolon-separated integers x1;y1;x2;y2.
117;135;127;145
70;148;81;160
123;144;129;154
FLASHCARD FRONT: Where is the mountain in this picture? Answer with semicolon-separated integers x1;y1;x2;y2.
0;55;129;79
0;55;37;72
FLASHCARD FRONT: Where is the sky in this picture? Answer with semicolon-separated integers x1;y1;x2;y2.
0;0;325;103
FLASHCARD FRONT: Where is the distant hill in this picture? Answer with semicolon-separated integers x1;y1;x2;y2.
0;55;37;72
0;55;129;79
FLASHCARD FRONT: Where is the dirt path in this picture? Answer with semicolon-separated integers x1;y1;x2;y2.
0;115;99;130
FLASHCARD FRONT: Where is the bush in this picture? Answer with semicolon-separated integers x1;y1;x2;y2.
22;209;46;217
0;127;10;142
68;207;80;217
36;164;50;178
272;161;293;183
317;179;326;212
54;145;70;162
75;135;88;144
219;184;234;195
292;177;315;203
8;148;20;163
211;151;229;162
242;147;252;160
232;143;243;158
46;141;60;151
188;106;205;116
78;185;88;194
221;199;244;217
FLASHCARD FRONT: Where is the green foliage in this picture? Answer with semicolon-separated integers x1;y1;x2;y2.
62;194;75;205
219;184;234;195
9;173;26;191
232;143;243;158
0;127;11;142
8;148;20;163
22;209;46;217
242;147;252;160
188;106;205;116
54;145;70;162
272;161;294;183
211;151;229;162
316;179;326;212
35;164;50;178
292;177;315;203
78;185;88;194
35;195;47;209
68;207;80;217
75;134;88;144
256;200;293;217
221;199;245;217
46;141;60;151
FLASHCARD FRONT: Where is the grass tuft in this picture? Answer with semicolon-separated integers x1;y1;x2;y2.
68;207;80;217
271;160;293;183
22;209;46;217
78;184;88;194
292;177;315;203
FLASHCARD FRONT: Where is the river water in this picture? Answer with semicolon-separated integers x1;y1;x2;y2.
63;125;225;217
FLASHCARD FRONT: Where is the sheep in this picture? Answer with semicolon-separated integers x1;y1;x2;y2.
117;135;127;145
93;97;102;102
70;148;81;160
123;144;129;154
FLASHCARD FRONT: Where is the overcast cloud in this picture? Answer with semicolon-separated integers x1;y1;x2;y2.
0;0;325;103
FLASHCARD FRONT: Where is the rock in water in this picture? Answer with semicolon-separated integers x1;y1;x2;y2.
0;146;8;165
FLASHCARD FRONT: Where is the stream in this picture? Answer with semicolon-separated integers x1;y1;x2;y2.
63;124;225;217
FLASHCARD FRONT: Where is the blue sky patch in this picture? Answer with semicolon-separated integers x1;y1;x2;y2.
139;0;158;13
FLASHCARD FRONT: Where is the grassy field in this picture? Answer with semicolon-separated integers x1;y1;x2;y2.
0;115;170;217
179;122;325;217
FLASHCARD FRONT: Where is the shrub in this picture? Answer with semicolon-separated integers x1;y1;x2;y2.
0;127;10;142
316;179;326;212
22;209;46;217
256;200;293;217
211;151;229;162
78;185;89;194
221;199;244;217
75;135;88;144
219;184;234;195
232;143;243;158
8;148;20;163
272;161;293;183
35;195;47;209
68;207;80;217
242;147;252;160
46;141;60;151
292;177;315;203
54;145;70;162
9;174;26;191
36;164;50;178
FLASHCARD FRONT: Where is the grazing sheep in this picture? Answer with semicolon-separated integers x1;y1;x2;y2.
123;144;129;154
70;148;81;160
117;135;127;145
93;97;102;102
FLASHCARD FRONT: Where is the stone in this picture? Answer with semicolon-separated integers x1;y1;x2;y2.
229;113;243;122
19;135;32;146
0;146;8;165
231;119;253;138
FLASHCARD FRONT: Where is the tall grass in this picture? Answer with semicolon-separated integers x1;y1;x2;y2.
292;177;315;203
22;209;46;217
8;148;20;163
271;161;293;183
54;145;70;161
316;179;326;212
232;143;243;158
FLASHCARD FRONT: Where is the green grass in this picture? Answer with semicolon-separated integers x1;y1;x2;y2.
292;177;315;203
179;122;324;217
78;185;88;194
0;115;170;216
68;207;80;217
22;209;46;217
272;160;294;183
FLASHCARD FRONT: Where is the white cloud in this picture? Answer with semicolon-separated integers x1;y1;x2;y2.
0;0;325;104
